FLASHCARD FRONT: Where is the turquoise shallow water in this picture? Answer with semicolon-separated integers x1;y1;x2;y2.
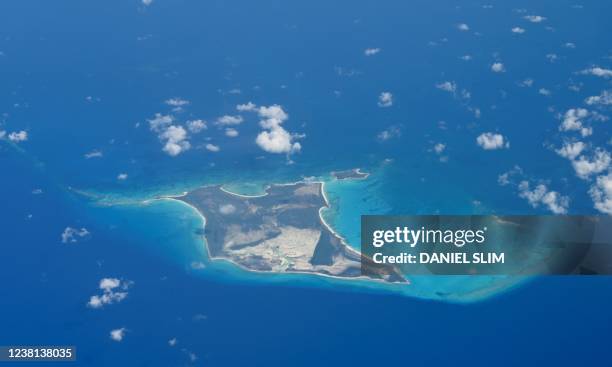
83;166;526;303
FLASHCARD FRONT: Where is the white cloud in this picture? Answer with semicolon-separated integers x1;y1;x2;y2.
235;104;302;155
257;105;288;128
142;0;153;6
585;90;612;106
518;181;569;214
377;126;402;141
539;88;551;96
556;141;586;160
225;128;239;137
160;125;190;156
580;67;612;79
61;227;90;244
165;97;189;107
498;165;523;186
524;15;546;23
205;143;220;152
476;132;509;150
251;104;302;154
236;102;257;112
459;55;472;61
215;115;243;126
436;81;457;93
8;131;28;142
571;148;611;179
256;128;301;154
546;53;558;63
84;150;103;159
491;62;505;73
364;48;381;56
560;108;592;137
434;143;446;154
186;119;207;133
589;173;612;214
117;173;128;180
457;23;470;31
511;27;526;34
377;92;393;107
519;78;534;87
110;328;127;342
88;278;131;309
148;113;173;132
168;338;178;347
219;204;236;215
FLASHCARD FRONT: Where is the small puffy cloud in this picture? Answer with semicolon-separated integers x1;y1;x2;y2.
539;88;551;96
497;165;523;186
258;105;289;128
377;125;402;142
186;119;207;133
589;173;612;214
148;113;173;132
254;105;302;154
459;55;472;61
377;92;393;107
436;81;457;93
84;150;103;159
215;115;243;126
117;173;128;180
237;104;302;155
518;181;569;214
511;27;526;34
165;97;189;107
110;328;127;342
225;128;239;137
491;62;505;73
524;15;546;23
205;143;220;152
571;148;611;179
8;131;28;142
168;338;178;347
364;48;381;56
256;128;301;154
560;108;592;137
61;227;90;244
476;132;509;150
160;125;190;156
88;278;131;309
236;102;257;112
219;204;236;215
585;90;612;106
580;67;612;79
519;78;534;87
556;141;586;160
433;143;446;154
457;23;470;31
432;143;447;162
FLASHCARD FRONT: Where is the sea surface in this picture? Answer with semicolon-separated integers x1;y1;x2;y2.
1;0;612;365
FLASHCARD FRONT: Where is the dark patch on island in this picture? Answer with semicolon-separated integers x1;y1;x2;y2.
177;182;404;282
331;168;369;180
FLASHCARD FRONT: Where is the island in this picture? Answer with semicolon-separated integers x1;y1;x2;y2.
331;168;369;180
174;181;405;283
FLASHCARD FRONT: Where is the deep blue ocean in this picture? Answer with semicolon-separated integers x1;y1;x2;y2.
1;0;612;366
